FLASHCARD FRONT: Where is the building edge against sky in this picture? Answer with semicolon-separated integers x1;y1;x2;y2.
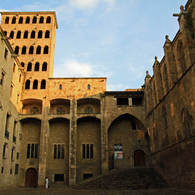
0;0;195;189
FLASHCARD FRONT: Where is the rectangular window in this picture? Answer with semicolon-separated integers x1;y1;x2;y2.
2;143;8;158
10;169;12;174
83;144;93;159
11;147;15;161
17;152;19;159
117;98;128;106
132;98;143;105
54;144;65;159
1;167;4;173
13;121;17;143
5;113;10;139
54;174;64;182
19;74;21;83
15;164;19;175
27;144;30;158
0;71;5;86
4;48;8;59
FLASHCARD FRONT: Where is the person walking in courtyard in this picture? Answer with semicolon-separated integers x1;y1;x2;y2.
45;177;49;189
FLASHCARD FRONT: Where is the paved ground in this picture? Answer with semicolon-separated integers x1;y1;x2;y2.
1;187;195;195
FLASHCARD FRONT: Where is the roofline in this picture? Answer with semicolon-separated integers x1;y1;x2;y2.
0;11;58;29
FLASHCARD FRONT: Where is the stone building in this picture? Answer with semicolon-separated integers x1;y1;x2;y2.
0;0;194;190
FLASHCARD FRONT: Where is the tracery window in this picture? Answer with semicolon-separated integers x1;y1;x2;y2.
54;144;65;159
84;106;93;114
83;144;93;159
27;143;38;158
29;106;39;114
56;106;65;115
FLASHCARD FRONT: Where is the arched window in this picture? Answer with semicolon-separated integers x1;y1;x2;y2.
31;31;35;38
39;16;44;23
36;46;41;54
12;17;16;24
19;17;23;24
43;46;49;54
38;31;42;38
132;122;136;130
27;63;32;71
46;16;51;23
21;62;25;67
10;31;14;39
59;84;62;89
3;31;7;37
42;62;47;71
162;106;167;129
16;31;21;39
21;46;26;54
14;46;19;55
25;17;30;24
40;80;46;89
29;46;34;54
23;31;28;39
33;80;38;89
5;17;9;24
181;108;191;138
25;80;30;89
34;62;39;71
45;30;50;38
87;84;90;89
32;16;37;23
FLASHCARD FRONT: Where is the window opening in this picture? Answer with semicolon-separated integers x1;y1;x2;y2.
23;31;28;39
54;144;65;159
14;46;19;55
46;16;51;23
33;80;38;89
45;30;50;38
27;63;32;71
12;17;16;24
21;62;25;67
27;143;38;158
39;16;44;23
25;17;30;24
38;31;42;38
40;80;46;89
0;71;5;86
117;98;128;106
132;122;136;130
31;31;35;38
15;164;19;175
83;174;93;180
42;62;47;71
16;31;21;39
132;98;142;105
5;17;9;24
29;46;34;54
9;31;14;39
25;80;30;89
32;16;37;23
54;174;64;182
83;144;93;159
21;46;26;54
43;46;49;54
59;84;62;89
19;17;23;24
3;31;7;37
87;84;90;89
36;46;41;54
34;62;39;71
4;48;8;59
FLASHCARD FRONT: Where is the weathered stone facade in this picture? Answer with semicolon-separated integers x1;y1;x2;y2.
0;0;194;190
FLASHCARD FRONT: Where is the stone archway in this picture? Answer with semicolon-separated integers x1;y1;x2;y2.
134;149;146;167
25;168;38;187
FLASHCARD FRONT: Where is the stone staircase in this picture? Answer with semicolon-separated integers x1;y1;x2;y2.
74;167;170;190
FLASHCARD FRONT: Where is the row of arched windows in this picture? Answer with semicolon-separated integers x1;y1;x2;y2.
5;16;51;24
14;45;49;55
23;62;47;72
3;30;50;39
25;79;46;89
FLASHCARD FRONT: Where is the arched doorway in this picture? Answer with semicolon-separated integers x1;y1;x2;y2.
25;168;38;187
134;149;146;166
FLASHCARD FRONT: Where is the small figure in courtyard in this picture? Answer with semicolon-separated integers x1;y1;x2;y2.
45;177;49;188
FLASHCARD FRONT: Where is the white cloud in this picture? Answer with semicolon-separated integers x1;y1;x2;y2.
107;84;124;91
129;63;144;79
54;60;93;77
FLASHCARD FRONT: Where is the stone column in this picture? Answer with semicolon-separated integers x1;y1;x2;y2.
38;97;49;186
69;98;77;185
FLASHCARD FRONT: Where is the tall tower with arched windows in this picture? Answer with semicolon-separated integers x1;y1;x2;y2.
0;11;58;99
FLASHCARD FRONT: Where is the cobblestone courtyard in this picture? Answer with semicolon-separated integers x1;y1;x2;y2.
1;187;195;195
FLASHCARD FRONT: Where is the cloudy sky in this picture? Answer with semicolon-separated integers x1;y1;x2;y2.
0;0;187;91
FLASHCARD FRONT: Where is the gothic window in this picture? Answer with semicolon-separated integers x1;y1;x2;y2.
29;46;34;54
40;80;46;89
31;31;35;39
12;17;16;24
46;16;51;23
27;63;32;71
162;106;168;129
43;46;49;54
29;106;39;114
16;31;21;39
25;17;30;24
42;62;47;71
32;16;37;23
34;62;39;71
23;31;28;39
181;108;191;138
27;143;38;158
54;144;65;159
84;106;93;114
5;17;9;24
25;80;30;89
39;16;44;23
19;17;23;24
21;46;26;54
38;31;42;38
36;46;41;54
45;30;50;38
83;144;93;159
14;46;19;55
10;31;14;39
33;80;38;89
56;106;65;114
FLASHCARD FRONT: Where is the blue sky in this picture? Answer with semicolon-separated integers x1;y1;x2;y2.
0;0;187;91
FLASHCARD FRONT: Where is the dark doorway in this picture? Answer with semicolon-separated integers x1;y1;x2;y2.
25;168;38;187
134;149;146;166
